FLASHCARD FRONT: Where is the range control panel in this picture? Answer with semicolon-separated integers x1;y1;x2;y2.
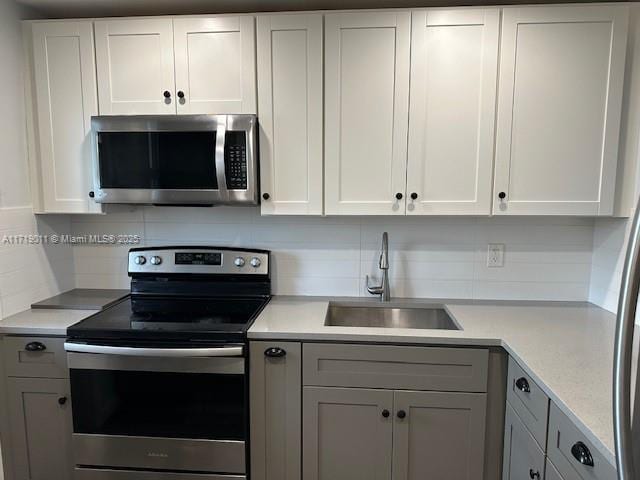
129;247;269;276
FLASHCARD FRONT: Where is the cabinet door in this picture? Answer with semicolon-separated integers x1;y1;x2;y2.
494;5;629;215
393;390;487;480
546;458;565;480
407;9;499;215
257;14;323;215
7;378;72;480
303;387;393;480
31;21;101;213
503;404;546;480
95;18;176;114
250;342;301;480
324;12;410;215
173;16;256;114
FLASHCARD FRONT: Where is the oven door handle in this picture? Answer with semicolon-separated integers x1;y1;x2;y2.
64;343;243;357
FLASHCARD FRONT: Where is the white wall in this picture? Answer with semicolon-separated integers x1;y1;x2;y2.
71;206;595;301
0;0;74;320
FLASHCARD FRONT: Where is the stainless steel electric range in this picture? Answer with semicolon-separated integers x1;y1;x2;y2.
64;246;271;480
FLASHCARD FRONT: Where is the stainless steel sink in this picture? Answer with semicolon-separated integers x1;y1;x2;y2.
324;303;460;330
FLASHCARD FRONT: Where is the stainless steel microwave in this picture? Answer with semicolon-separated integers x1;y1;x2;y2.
91;114;258;206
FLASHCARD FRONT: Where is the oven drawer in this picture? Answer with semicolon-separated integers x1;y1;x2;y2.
73;434;246;474
4;336;68;378
75;468;245;480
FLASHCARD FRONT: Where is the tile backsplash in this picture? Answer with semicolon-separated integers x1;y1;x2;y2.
71;206;595;301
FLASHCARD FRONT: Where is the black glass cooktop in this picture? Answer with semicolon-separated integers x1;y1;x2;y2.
67;296;269;344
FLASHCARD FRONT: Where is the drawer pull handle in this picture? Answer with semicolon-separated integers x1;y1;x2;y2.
397;410;407;419
264;347;286;358
382;409;390;418
529;469;540;479
58;397;67;406
571;441;594;467
515;377;530;393
25;342;46;352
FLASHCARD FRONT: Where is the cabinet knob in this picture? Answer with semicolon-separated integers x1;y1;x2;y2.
571;441;594;467
515;377;531;393
264;347;286;358
397;410;406;419
58;396;67;406
177;91;185;99
498;191;506;200
262;193;270;200
25;342;46;352
529;469;540;479
163;90;171;99
382;409;390;418
88;191;95;198
395;192;403;200
410;192;418;200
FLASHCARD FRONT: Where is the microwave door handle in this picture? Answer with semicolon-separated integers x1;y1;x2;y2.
215;118;229;202
64;343;243;358
614;200;640;480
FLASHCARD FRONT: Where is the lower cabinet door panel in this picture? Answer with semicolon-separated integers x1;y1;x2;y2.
303;386;393;480
7;377;72;480
503;403;545;480
392;390;487;480
546;458;566;480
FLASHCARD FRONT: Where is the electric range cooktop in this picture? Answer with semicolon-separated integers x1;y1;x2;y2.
66;246;271;345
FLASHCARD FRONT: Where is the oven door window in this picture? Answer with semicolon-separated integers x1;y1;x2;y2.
70;370;244;440
97;131;218;189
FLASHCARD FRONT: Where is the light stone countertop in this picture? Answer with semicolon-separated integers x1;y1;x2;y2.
0;308;96;336
248;296;620;467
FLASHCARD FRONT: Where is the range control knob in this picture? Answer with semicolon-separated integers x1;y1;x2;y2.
150;256;162;266
134;255;146;265
250;257;262;268
234;257;246;267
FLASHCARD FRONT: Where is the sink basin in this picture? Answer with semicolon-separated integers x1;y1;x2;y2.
324;303;460;330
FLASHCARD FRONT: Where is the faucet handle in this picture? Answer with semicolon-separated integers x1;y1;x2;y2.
366;275;383;295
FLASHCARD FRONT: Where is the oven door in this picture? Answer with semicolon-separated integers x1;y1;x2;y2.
91;115;258;206
65;342;246;475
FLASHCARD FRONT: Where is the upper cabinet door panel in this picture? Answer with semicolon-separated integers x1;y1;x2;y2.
257;14;323;215
324;11;410;215
32;21;100;213
407;9;499;216
494;5;629;215
95;18;176;114
173;16;257;114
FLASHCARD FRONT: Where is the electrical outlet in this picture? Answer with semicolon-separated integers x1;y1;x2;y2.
487;244;505;268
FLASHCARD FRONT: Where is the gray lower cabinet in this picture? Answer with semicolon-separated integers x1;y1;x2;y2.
392;390;487;480
7;377;72;480
546;459;565;480
250;341;302;480
503;403;545;480
303;386;393;480
303;386;487;480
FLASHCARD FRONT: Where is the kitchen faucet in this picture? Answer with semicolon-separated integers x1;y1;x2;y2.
366;232;391;302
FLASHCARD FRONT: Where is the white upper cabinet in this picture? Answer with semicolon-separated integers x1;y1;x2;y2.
95;18;176;115
494;5;629;215
174;17;256;114
30;21;101;213
95;16;256;115
407;9;499;216
324;11;411;215
257;14;323;215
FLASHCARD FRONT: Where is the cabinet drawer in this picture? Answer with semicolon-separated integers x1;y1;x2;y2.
547;403;616;480
507;357;549;450
303;343;488;392
3;336;68;378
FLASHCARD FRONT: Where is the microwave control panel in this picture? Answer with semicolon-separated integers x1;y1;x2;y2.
225;131;248;190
